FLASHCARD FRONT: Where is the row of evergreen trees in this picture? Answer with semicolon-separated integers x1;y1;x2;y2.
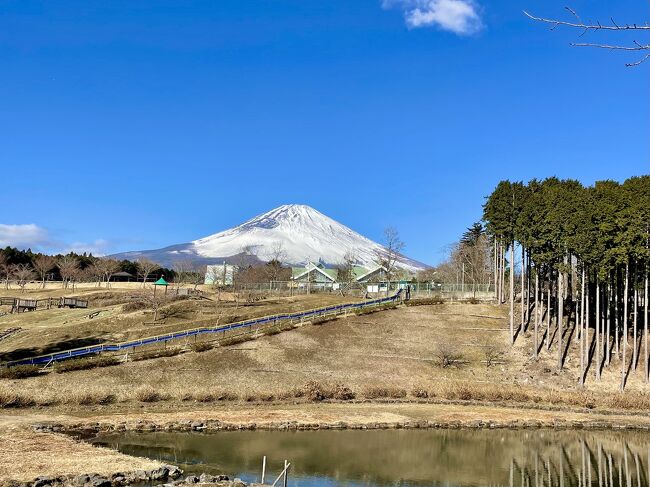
483;176;649;390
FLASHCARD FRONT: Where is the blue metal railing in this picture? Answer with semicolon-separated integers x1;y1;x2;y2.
5;291;402;367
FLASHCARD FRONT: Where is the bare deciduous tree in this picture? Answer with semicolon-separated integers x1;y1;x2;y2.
375;227;405;291
140;289;169;322
137;258;159;287
33;255;56;289
172;260;193;289
58;256;80;289
0;254;10;290
11;264;35;293
95;258;121;289
524;8;650;66
263;242;288;282
433;342;464;368
484;345;504;367
336;251;358;292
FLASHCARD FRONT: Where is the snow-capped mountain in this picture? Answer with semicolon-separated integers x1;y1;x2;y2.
111;204;429;272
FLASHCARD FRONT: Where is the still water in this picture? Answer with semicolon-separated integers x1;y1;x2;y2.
94;429;650;487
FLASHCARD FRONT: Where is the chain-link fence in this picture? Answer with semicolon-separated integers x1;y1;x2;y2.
226;281;494;301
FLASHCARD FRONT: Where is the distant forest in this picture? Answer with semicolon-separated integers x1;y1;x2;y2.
0;247;173;289
483;176;649;390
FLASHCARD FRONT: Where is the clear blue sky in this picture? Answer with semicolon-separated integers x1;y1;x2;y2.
0;0;647;264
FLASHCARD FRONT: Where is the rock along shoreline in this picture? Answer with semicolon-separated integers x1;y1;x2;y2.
33;416;650;436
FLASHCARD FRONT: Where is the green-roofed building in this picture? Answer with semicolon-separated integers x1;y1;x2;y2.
290;261;388;290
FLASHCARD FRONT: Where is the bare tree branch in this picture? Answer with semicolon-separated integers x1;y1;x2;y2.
625;52;650;67
524;9;650;66
571;42;650;51
523;11;650;31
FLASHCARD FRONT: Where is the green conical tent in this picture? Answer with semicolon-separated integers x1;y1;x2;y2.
153;277;169;295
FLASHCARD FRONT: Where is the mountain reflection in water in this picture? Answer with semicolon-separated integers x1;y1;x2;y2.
93;429;649;487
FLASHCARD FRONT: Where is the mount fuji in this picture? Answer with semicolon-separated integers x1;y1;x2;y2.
111;205;429;272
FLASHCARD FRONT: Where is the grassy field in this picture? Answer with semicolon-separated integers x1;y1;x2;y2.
1;286;650;412
0;284;359;362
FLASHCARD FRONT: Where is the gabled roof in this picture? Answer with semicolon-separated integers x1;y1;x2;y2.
291;265;337;282
354;265;387;282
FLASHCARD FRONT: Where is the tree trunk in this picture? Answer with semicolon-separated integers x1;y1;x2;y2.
493;239;498;301
606;281;611;366
546;275;551;351
585;281;590;384
615;270;620;357
621;261;629;391
521;244;525;331
558;269;564;370
526;251;537;328
534;270;539;358
509;242;514;344
580;266;585;385
643;264;650;384
596;280;601;380
500;241;506;304
633;284;638;370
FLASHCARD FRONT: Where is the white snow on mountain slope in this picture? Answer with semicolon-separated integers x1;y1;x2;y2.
112;205;429;272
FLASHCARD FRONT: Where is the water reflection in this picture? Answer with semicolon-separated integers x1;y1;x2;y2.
93;429;649;487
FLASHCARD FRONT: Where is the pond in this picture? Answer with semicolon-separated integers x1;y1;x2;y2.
93;429;649;487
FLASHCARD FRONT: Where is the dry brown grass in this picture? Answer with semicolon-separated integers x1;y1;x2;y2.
133;387;169;403
0;429;161;482
0;366;40;380
363;386;407;399
3;300;650;415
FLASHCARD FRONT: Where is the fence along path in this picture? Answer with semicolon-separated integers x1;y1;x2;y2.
5;291;403;367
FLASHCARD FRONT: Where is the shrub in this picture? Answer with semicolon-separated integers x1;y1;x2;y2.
0;392;37;408
160;302;193;319
55;356;120;373
405;297;444;306
606;392;650;410
135;387;166;402
263;327;281;336
0;365;40;380
194;392;216;403
190;342;214;353
433;343;464;368
445;384;474;401
122;300;148;312
217;391;239;401
220;335;251;346
483;346;504;367
182;391;238;402
74;393;116;406
411;387;429;399
302;381;334;402
131;347;183;362
332;384;355;401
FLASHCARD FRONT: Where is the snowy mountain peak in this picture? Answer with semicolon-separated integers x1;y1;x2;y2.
234;204;327;232
111;205;429;272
